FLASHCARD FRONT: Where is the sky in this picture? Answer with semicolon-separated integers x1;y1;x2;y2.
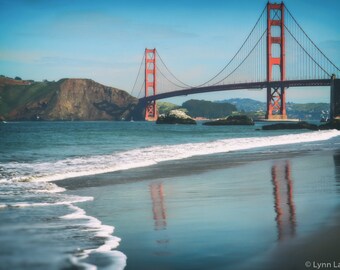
0;0;339;104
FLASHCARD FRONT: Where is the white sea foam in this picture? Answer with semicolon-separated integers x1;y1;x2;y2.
1;130;338;184
61;204;126;270
0;183;126;269
67;257;97;270
34;185;66;193
1;148;129;269
1;196;93;208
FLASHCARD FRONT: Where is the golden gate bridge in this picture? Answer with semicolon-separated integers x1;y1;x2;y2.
130;2;340;121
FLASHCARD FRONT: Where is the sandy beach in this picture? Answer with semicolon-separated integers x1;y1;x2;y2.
57;148;340;270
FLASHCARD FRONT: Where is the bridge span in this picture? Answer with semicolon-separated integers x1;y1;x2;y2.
139;79;332;102
131;2;340;121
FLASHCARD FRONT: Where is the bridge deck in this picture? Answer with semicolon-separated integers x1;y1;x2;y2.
139;79;331;102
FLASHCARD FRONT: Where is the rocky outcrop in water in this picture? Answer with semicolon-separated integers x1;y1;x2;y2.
203;115;254;126
156;109;196;125
319;119;340;130
262;121;319;130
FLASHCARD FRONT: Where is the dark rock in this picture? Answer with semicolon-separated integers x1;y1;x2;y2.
319;119;340;130
156;110;196;125
203;115;254;126
262;121;319;130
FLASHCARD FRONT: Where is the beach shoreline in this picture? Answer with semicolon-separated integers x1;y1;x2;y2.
55;147;329;190
2;122;340;270
58;147;340;270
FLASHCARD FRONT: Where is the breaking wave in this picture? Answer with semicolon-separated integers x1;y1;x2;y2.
1;130;339;183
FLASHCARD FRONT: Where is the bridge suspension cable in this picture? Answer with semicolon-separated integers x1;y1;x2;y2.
131;2;339;99
156;51;193;88
284;5;340;80
194;5;267;88
130;53;146;98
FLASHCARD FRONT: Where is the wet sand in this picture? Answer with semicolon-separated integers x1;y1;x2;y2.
255;210;340;270
58;149;340;270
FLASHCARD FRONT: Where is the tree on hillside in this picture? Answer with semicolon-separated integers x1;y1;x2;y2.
14;76;22;80
157;101;181;115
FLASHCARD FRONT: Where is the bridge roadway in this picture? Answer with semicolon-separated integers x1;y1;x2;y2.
139;79;332;102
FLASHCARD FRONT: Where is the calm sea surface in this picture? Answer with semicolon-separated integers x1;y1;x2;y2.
0;121;339;269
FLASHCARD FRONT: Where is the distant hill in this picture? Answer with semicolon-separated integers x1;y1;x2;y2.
155;99;237;119
286;102;330;120
219;98;266;113
0;77;142;121
1;78;329;121
218;98;330;120
182;99;237;119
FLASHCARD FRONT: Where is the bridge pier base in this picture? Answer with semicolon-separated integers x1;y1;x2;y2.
266;86;287;120
330;76;340;121
145;100;158;121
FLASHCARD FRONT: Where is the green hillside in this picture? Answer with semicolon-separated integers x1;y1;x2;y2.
0;80;62;116
220;98;330;120
0;77;139;121
157;101;182;115
182;99;237;119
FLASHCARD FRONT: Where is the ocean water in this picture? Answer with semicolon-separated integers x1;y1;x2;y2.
0;121;340;269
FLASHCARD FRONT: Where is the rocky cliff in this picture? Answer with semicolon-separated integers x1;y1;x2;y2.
0;78;141;121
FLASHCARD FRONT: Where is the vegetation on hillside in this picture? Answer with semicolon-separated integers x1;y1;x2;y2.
0;80;62;116
157;101;182;115
0;78;138;121
287;102;329;119
182;99;237;119
219;98;330;120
